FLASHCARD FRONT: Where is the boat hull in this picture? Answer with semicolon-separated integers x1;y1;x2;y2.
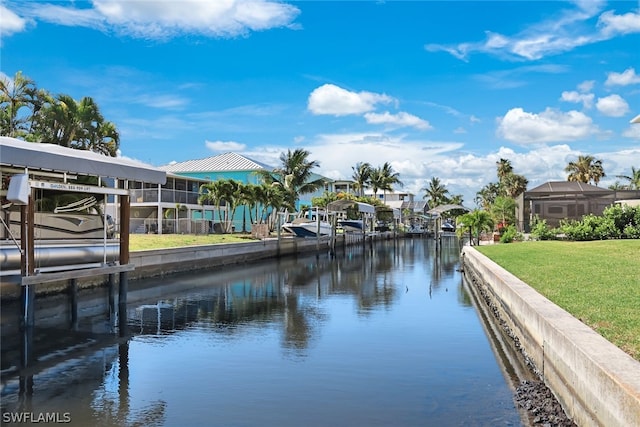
338;220;363;232
282;222;332;237
3;211;114;239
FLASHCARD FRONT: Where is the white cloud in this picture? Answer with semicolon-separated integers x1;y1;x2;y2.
596;94;629;117
307;84;394;116
622;125;640;139
577;80;595;92
363;111;432;130
205;140;247;152
0;5;28;40
605;68;640;86
134;94;189;109
9;0;300;40
241;132;637;209
560;91;594;109
426;4;640;61
497;107;599;144
597;10;640;37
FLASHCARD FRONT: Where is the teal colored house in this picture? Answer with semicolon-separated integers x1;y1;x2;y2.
145;152;333;233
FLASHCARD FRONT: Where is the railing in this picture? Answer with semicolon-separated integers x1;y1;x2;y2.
129;218;234;235
130;189;212;205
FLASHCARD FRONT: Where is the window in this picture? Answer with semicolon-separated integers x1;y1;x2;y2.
548;206;563;214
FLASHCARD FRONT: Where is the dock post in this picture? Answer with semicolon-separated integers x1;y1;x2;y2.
108;273;116;326
118;272;128;337
20;284;35;328
118;193;130;337
69;278;78;329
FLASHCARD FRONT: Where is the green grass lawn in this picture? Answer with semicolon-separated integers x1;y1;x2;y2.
129;233;259;251
476;240;640;360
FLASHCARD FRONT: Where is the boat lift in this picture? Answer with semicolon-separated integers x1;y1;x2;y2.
1;136;166;333
326;199;376;251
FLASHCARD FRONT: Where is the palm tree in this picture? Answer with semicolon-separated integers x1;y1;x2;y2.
475;182;500;210
76;96;120;156
422;177;449;208
0;71;37;138
34;93;79;147
456;209;494;246
33;94;120;156
256;148;324;211
496;158;513;182
351;162;372;197
501;173;528;198
615;166;640;190
374;162;403;202
565;155;606;185
200;180;240;233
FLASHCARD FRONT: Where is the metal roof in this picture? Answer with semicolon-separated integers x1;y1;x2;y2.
426;204;470;216
159;152;273;173
526;181;612;195
327;200;375;214
0;136;166;184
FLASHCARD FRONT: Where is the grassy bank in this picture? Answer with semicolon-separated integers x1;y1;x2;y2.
129;233;258;251
476;240;640;360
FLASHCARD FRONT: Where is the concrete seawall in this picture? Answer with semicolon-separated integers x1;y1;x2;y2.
0;233;387;299
129;235;339;279
461;246;640;427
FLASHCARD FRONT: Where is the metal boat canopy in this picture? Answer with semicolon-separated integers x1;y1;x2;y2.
0;136;166;185
327;200;375;214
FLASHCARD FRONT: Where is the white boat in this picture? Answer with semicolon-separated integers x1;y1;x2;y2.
282;208;332;238
0;196;117;275
337;219;363;232
2;196;115;240
327;200;375;233
406;223;426;235
441;221;456;233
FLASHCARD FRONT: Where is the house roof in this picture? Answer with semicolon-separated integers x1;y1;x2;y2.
526;181;612;195
159;152;273;173
426;204;470;216
0;136;166;184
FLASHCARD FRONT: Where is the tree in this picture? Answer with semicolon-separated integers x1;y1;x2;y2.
33;94;120;156
565;155;606;185
255;148;324;211
496;158;513;182
490;196;516;229
351;162;372;197
422;177;449;208
475;182;500;210
616;166;640;190
456;209;494;246
501;173;528;198
1;72;120;156
199;180;240;233
373;162;403;202
0;71;37;138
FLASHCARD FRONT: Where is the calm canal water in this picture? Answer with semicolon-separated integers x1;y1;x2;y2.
1;238;526;426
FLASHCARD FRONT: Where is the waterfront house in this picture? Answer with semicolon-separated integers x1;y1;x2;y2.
125;152;334;234
515;181;640;231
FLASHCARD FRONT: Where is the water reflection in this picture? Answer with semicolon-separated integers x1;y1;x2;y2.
1;238;525;427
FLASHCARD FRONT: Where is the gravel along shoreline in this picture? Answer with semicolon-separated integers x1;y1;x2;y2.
515;380;577;426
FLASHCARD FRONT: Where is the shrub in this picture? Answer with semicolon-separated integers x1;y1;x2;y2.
499;224;523;243
530;216;556;240
554;205;640;241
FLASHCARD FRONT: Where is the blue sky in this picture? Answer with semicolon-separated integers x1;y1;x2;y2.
2;0;639;206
